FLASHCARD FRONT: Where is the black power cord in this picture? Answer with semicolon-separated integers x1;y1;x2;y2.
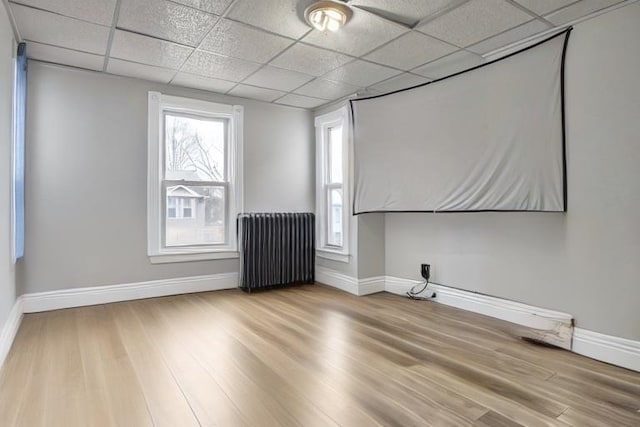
407;263;436;300
406;280;436;300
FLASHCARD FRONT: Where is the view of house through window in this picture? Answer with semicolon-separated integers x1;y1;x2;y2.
164;113;227;247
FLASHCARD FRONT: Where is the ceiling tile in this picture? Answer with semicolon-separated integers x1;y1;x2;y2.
544;0;623;25
349;0;467;26
322;60;401;87
242;65;314;92
9;0;117;26
107;59;176;83
183;50;261;81
270;43;352;76
110;30;193;70
11;4;110;54
118;0;217;47
417;0;532;47
275;93;326;109
171;72;236;92
26;42;104;70
200;19;294;63
171;0;233;15
370;73;429;93
364;31;456;70
228;84;286;102
514;0;577;15
356;87;383;97
412;50;484;79
467;19;550;54
227;0;310;39
302;7;408;57
294;79;360;100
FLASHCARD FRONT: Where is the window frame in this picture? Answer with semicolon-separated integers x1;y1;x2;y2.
315;106;350;262
147;92;243;264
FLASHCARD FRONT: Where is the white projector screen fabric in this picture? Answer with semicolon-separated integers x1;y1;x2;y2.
351;29;570;214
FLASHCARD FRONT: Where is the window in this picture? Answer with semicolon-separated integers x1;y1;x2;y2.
12;42;26;262
315;107;349;262
148;92;243;263
166;195;196;219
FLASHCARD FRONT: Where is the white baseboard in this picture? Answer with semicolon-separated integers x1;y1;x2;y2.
385;276;573;349
573;328;640;372
316;267;385;296
22;272;238;313
358;276;386;295
316;267;359;295
0;297;24;369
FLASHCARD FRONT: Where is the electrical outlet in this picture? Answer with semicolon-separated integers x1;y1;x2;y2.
421;263;430;281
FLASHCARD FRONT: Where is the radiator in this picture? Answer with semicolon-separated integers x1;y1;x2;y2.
237;213;315;292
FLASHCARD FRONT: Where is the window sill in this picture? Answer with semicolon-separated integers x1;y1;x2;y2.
149;251;239;264
317;249;350;263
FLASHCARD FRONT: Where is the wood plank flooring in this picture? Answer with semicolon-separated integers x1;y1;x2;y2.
0;284;639;426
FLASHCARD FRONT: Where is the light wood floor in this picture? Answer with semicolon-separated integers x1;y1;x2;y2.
0;285;639;426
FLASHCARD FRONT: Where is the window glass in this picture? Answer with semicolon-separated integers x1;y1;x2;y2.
328;125;343;184
182;199;193;218
165;114;226;182
165;186;226;246
327;188;343;247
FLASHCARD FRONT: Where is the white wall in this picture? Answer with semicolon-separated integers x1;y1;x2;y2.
385;3;640;341
19;62;314;294
0;5;16;330
357;213;385;279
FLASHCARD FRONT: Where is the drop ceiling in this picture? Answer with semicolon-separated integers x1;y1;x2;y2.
4;0;627;109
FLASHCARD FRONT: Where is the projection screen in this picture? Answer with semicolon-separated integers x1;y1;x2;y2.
351;29;571;214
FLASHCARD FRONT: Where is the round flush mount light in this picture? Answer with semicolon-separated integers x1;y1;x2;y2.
304;1;352;32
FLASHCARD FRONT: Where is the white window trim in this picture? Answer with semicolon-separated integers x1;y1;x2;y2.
315;106;350;263
147;92;243;263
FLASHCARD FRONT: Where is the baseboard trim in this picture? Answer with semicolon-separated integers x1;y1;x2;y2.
315;267;385;296
21;272;239;313
358;276;386;295
316;267;359;295
573;328;640;372
385;276;574;350
0;297;24;369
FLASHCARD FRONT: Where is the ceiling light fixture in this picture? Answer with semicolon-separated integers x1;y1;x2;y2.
304;1;352;32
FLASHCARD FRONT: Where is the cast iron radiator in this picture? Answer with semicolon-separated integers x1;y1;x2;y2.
237;212;315;292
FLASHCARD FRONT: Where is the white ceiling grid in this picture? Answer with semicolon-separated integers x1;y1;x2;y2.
5;0;627;109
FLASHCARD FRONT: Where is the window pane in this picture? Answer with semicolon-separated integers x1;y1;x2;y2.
165;186;226;246
327;188;343;247
328;126;343;184
165;114;226;182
